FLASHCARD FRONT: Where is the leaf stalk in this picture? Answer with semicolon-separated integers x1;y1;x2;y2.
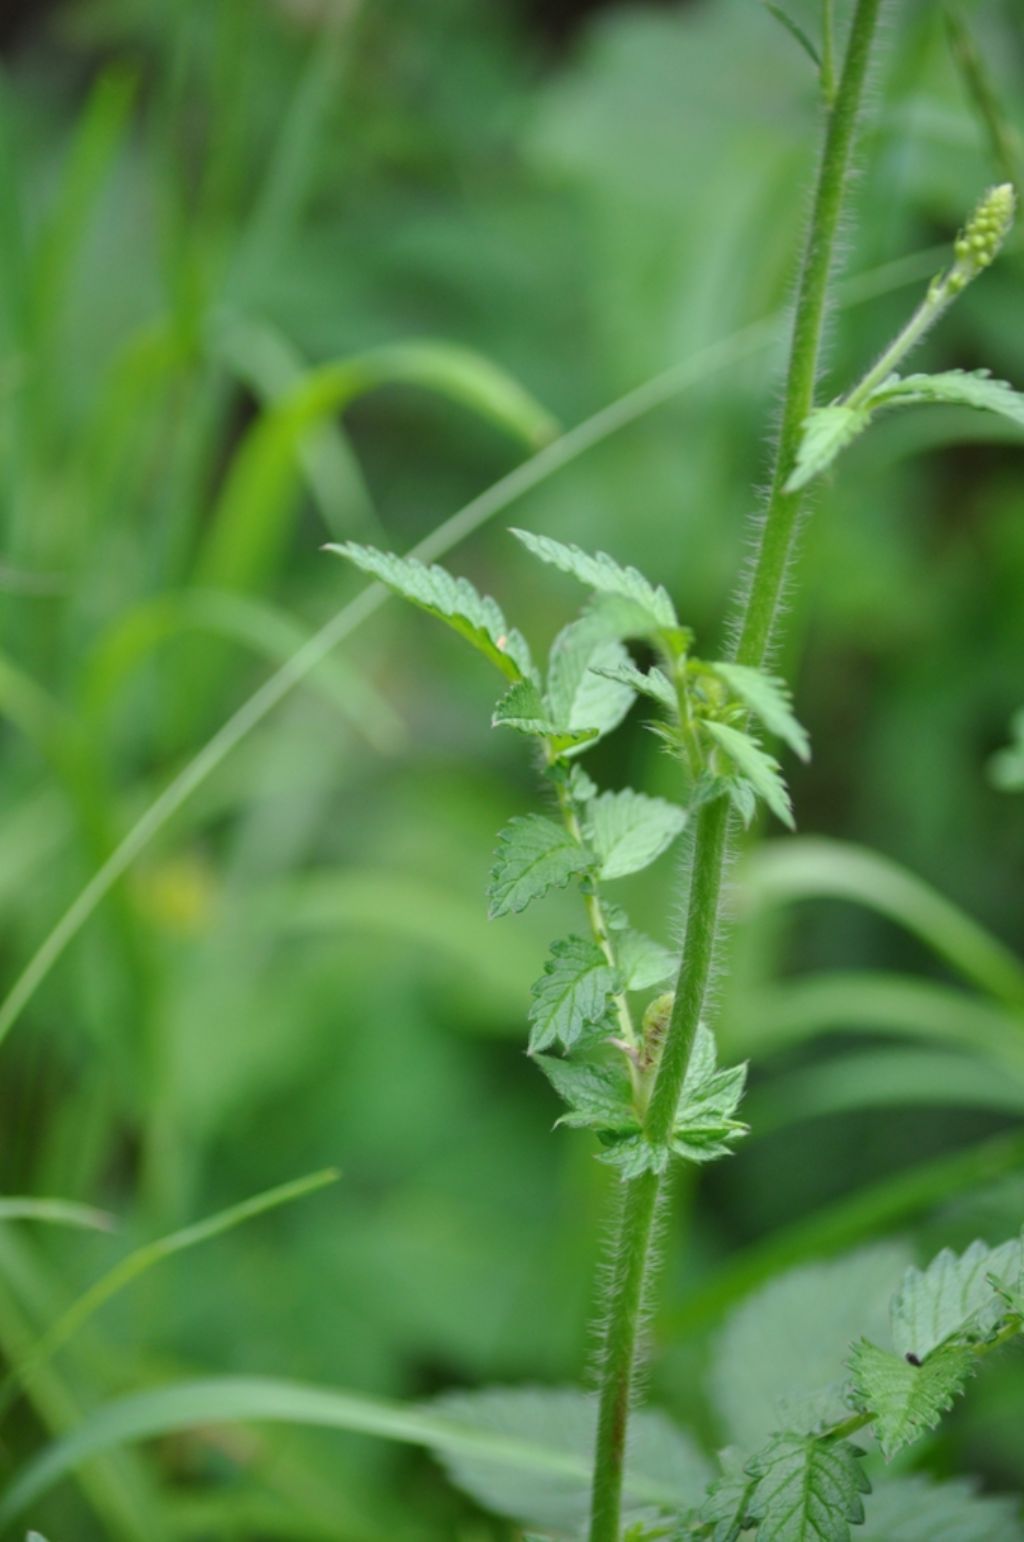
553;773;641;1069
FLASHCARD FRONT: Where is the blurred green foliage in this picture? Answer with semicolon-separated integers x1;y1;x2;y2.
0;0;1021;1535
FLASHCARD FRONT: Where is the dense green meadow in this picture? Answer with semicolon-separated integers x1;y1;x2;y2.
0;0;1023;1536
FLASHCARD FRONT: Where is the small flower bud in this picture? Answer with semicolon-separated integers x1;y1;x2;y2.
952;183;1016;283
639;992;674;1070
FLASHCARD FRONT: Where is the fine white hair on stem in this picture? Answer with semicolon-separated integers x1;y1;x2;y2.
585;1171;671;1406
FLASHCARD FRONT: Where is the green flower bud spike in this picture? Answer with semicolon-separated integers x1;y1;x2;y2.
846;183;1017;409
947;182;1017;292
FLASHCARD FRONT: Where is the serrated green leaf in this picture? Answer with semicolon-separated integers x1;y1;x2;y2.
673;1024;748;1162
705;721;794;829
859;1474;1024;1541
700;1450;759;1541
711;663;810;761
488;816;594;919
586;592;693;656
720;772;759;828
543;617;636;757
711;1243;913;1449
870;368;1024;427
492;679;556;740
988;1268;1024;1317
616;930;677;991
428;1385;711;1531
849;1339;974;1459
528;937;618;1052
510;528;680;640
892;1233;1024;1358
566;763;599;805
327;542;533;681
598;1133;671;1180
534;1054;636;1132
592;659;678;714
785;405;871;493
747;1435;869;1542
584;789;687;880
786;370;1024;496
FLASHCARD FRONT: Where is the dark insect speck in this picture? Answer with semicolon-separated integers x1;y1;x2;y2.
905;1352;922;1367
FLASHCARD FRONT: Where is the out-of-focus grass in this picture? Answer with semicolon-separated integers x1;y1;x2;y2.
0;0;1021;1535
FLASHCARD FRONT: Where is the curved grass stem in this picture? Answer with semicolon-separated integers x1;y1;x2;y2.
586;2;886;1535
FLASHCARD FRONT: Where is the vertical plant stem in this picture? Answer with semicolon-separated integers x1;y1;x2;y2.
589;1168;660;1528
586;2;885;1536
734;0;883;671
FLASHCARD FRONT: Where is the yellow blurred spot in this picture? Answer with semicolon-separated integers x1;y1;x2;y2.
133;853;218;935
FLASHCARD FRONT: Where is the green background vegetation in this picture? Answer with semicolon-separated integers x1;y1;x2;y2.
0;0;1021;1535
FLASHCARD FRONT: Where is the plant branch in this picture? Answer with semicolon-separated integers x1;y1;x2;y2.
587;2;886;1536
845;182;1016;409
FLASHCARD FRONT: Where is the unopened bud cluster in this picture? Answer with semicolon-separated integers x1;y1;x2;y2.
945;183;1017;295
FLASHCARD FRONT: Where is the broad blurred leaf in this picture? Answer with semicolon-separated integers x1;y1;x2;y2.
859;1475;1024;1540
0;1379;711;1531
710;1243;911;1447
428;1385;711;1530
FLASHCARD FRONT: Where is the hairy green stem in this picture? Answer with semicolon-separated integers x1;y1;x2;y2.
587;2;885;1535
734;0;883;670
843;286;949;406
